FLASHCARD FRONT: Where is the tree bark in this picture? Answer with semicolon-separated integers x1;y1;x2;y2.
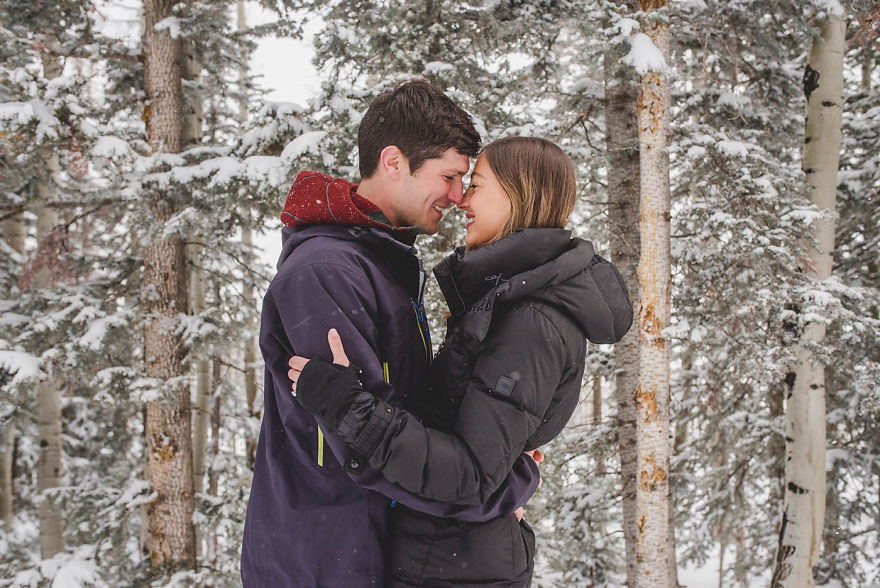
34;52;66;560
0;214;25;528
0;426;13;527
772;13;844;588
142;0;195;570
238;1;261;470
182;28;209;516
634;1;674;586
206;349;222;565
604;5;641;582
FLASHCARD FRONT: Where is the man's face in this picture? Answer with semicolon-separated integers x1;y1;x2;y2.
390;149;471;234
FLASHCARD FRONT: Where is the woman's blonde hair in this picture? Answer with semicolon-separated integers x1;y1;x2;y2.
481;136;577;241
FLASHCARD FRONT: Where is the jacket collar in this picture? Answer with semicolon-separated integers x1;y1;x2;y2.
280;170;419;246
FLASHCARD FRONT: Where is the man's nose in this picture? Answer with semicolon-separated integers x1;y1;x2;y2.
446;179;464;205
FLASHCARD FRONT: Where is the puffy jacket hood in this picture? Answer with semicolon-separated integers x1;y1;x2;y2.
434;228;633;344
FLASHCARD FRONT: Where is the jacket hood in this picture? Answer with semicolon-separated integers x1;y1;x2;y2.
434;228;633;344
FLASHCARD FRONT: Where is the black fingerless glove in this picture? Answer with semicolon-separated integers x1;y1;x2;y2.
296;359;375;443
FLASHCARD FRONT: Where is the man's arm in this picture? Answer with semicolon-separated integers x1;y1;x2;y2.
268;260;539;521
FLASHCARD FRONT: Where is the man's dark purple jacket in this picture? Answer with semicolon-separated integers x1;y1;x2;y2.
240;175;540;587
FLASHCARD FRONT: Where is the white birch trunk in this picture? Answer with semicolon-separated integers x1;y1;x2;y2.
771;13;844;588
634;2;674;585
142;0;195;569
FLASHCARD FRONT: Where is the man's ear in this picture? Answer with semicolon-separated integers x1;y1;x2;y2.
379;145;408;180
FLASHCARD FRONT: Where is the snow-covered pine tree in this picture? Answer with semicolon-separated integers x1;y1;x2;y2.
668;0;813;581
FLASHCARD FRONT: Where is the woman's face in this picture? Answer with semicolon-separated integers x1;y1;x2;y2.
461;154;511;249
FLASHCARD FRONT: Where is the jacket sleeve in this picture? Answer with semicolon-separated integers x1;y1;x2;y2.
357;303;569;505
268;261;539;521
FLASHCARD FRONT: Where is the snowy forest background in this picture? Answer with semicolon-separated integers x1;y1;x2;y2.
1;0;878;586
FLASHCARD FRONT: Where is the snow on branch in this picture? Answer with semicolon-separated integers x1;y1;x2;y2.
623;33;671;75
0;349;41;384
154;16;182;39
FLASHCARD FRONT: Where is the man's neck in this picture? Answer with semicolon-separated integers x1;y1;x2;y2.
356;176;399;227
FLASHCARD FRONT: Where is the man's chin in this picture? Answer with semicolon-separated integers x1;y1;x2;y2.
416;222;440;235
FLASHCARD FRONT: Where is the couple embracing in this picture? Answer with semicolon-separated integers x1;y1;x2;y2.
241;80;633;587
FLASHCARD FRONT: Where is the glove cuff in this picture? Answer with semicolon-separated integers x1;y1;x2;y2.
350;398;394;457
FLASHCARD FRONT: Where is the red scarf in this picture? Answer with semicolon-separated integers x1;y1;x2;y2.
280;171;394;230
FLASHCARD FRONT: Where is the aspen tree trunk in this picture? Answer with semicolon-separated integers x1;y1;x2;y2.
592;375;604;474
238;0;261;470
142;0;196;570
34;52;65;560
0;216;25;527
36;214;64;561
182;33;209;539
771;13;844;588
0;425;12;527
242;227;260;470
604;3;641;581
206;282;223;564
634;2;675;586
206;353;222;565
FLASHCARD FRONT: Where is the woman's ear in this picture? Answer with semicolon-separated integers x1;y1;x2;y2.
379;145;407;180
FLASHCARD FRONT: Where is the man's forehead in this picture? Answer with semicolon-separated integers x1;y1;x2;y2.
432;148;471;173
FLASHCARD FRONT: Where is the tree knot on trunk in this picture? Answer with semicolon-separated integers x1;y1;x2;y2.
150;432;178;461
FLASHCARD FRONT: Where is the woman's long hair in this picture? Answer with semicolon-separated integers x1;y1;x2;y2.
481;136;577;241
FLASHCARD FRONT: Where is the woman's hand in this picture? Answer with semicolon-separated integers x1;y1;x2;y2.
289;329;351;395
515;448;545;521
524;448;544;465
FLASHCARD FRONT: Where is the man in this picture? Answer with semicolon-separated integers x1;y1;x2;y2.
241;81;540;587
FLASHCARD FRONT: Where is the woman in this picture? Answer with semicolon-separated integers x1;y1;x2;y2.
290;136;632;586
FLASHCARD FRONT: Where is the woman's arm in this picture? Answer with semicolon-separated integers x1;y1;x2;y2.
274;263;539;521
293;304;569;505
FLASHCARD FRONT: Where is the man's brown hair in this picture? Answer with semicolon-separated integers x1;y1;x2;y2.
357;80;481;179
482;136;577;241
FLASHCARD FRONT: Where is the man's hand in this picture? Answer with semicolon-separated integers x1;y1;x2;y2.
289;329;350;395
